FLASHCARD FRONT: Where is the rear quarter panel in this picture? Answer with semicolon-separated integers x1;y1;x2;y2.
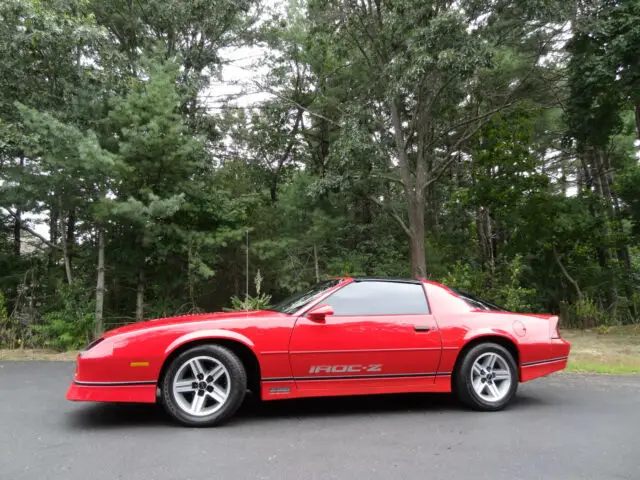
423;282;557;376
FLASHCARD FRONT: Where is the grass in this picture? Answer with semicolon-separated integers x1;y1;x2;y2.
1;326;639;375
0;349;79;361
563;325;640;374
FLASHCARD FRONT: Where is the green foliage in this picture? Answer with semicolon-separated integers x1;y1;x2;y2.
225;294;273;312
224;271;273;312
440;262;484;294
33;283;94;350
440;255;536;313
0;291;19;348
565;297;607;329
493;255;537;313
0;292;7;322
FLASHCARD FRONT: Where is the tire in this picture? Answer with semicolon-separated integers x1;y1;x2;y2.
161;344;247;427
454;342;518;411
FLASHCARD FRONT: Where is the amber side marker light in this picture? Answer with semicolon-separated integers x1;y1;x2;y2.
130;361;150;367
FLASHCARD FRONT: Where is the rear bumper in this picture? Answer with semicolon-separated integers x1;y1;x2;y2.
66;381;157;403
521;338;571;382
520;356;568;382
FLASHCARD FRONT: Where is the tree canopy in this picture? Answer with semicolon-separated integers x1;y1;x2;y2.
1;0;639;349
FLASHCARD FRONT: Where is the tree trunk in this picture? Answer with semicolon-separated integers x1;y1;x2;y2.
613;195;632;270
13;209;21;257
66;208;76;263
635;102;640;141
408;195;427;279
389;98;428;279
13;157;24;257
59;213;73;285
597;151;631;270
553;246;584;300
591;149;618;314
187;243;196;309
560;166;568;196
48;200;59;269
409;233;426;280
576;160;584;193
270;107;303;203
135;269;144;322
476;207;495;275
94;228;106;338
314;244;320;282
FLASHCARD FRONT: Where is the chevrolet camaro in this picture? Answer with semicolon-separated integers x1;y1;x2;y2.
66;277;570;426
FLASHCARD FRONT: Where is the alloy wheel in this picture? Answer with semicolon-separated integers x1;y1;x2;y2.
470;352;512;403
172;356;231;416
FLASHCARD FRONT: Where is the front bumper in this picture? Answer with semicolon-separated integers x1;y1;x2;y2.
67;347;159;403
66;381;157;403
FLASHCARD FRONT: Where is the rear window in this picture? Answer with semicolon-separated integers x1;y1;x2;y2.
449;288;507;311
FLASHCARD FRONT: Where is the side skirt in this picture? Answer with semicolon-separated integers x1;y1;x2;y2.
261;374;452;401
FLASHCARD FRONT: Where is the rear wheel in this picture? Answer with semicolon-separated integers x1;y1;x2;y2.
455;342;518;411
161;344;247;427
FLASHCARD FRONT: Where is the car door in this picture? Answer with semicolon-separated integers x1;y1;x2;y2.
288;280;441;391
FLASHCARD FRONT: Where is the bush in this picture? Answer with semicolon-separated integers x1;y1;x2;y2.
224;270;272;312
0;291;35;348
441;256;536;313
613;293;640;325
225;293;272;311
0;292;16;347
32;283;94;350
493;255;536;313
561;297;607;329
440;261;484;293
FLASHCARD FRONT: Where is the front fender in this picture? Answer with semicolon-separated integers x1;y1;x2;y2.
163;329;256;358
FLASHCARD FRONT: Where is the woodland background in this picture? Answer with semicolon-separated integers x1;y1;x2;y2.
1;0;640;350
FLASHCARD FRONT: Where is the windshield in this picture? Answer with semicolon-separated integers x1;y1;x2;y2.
449;288;508;312
270;279;342;314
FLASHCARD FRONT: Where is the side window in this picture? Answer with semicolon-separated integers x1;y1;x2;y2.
323;281;429;316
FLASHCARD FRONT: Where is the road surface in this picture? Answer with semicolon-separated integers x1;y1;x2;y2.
0;361;638;480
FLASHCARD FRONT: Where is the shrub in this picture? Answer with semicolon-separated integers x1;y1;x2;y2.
561;297;606;329
494;255;536;313
32;283;94;350
225;270;272;312
440;261;484;293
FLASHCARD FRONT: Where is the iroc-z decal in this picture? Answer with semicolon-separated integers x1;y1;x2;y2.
308;364;383;374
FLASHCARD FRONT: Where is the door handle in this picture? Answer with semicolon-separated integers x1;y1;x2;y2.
414;325;431;332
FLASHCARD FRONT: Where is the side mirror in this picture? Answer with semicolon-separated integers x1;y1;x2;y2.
307;304;334;322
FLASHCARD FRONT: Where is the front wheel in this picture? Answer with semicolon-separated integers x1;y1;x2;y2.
161;344;247;427
455;342;518;411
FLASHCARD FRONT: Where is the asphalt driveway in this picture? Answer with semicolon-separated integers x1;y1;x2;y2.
0;361;638;480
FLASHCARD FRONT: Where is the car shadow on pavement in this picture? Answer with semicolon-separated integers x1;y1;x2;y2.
66;402;172;429
65;391;545;430
234;391;546;424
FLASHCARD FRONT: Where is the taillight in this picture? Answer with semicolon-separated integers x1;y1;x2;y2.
550;316;561;339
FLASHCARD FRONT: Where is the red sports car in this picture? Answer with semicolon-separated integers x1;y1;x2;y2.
67;277;570;426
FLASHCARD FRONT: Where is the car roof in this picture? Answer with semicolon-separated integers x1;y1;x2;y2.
341;276;423;285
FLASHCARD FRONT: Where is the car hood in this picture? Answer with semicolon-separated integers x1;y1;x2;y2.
103;310;276;338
